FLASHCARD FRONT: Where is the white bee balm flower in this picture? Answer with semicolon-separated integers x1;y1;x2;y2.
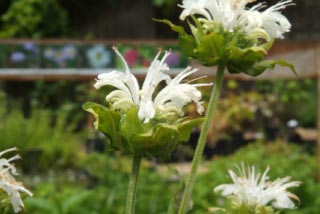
214;163;301;209
179;0;294;39
0;148;33;213
94;47;211;123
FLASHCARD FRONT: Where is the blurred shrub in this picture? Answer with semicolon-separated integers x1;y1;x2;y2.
0;91;84;171
22;141;319;213
0;0;68;38
256;79;317;127
25;152;178;214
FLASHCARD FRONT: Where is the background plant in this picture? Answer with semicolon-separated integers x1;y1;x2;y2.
0;90;84;172
0;0;68;38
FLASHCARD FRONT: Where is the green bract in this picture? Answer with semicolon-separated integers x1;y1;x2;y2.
156;19;296;77
83;102;203;160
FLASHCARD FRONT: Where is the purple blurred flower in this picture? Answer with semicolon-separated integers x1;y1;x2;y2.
10;52;26;63
166;52;180;67
23;42;38;54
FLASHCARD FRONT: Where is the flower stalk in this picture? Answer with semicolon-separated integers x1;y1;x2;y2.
178;64;225;214
125;154;142;214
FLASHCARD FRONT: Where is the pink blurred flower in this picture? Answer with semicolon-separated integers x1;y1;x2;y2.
124;49;140;66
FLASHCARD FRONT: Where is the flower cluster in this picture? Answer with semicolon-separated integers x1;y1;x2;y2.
179;0;294;40
213;163;301;212
158;0;295;76
83;47;211;159
0;148;33;213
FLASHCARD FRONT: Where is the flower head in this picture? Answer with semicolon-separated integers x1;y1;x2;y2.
94;47;211;123
84;47;210;159
157;0;296;76
0;147;33;213
179;0;293;39
214;163;301;210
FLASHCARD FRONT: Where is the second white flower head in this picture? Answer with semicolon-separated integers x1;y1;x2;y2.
214;163;301;210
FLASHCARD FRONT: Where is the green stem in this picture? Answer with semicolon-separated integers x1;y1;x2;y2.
178;64;225;214
125;154;142;214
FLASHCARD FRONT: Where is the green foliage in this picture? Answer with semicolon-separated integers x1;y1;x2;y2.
256;79;317;126
83;101;203;160
0;91;83;171
21;141;319;213
0;0;68;38
25;182;93;214
24;152;179;214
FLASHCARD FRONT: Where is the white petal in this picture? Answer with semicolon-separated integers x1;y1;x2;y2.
112;47;140;104
179;0;212;20
138;99;155;123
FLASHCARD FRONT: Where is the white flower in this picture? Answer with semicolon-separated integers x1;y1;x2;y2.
0;147;33;213
179;0;293;39
94;47;211;123
214;163;301;209
87;45;112;68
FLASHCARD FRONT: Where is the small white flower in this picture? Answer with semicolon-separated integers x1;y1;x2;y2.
94;47;211;123
179;0;293;39
214;163;301;210
0;147;33;213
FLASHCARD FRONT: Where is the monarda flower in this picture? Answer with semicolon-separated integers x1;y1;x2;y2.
157;0;296;76
213;163;301;213
83;47;211;160
0;148;33;213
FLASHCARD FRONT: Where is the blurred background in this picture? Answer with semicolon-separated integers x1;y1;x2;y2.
0;0;319;213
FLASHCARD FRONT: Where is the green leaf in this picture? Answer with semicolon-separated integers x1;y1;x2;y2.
145;123;179;160
227;45;266;74
177;117;204;142
82;102;125;150
243;59;297;77
189;16;205;44
120;106;146;140
196;32;227;66
154;19;196;57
